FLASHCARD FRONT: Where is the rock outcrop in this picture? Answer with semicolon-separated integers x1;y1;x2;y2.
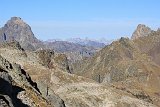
0;51;66;107
131;24;153;40
0;55;51;107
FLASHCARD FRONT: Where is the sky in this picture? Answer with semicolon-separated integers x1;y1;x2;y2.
0;0;160;41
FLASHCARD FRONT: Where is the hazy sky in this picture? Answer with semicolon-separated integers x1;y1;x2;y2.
0;0;160;41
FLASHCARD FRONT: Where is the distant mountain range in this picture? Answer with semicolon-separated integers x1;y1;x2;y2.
46;38;113;48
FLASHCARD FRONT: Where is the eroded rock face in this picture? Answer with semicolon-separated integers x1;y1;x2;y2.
0;54;66;107
0;17;45;51
131;24;153;40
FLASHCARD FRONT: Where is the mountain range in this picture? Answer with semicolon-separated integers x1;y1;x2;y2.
0;17;108;63
0;17;160;107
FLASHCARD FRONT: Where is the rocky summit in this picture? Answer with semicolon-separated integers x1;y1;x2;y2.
131;24;153;40
0;17;160;107
0;17;45;51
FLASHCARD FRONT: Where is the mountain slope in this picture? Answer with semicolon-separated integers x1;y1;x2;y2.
0;41;157;107
73;37;160;106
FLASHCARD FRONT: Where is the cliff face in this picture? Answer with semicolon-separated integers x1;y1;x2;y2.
0;17;45;51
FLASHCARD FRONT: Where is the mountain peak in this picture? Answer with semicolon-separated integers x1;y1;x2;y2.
0;17;44;50
6;17;27;27
10;16;22;21
131;24;153;40
137;24;147;28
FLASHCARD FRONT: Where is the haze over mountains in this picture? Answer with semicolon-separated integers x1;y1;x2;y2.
46;37;110;48
0;17;160;107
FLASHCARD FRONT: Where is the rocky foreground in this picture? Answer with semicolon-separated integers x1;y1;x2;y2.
0;17;160;107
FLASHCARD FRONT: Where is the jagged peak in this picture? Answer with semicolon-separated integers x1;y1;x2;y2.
131;24;153;40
